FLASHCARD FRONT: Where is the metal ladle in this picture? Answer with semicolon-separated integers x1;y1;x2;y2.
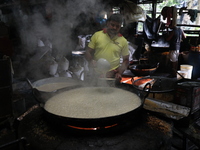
96;58;110;77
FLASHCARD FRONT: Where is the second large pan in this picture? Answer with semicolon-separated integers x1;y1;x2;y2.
27;77;82;103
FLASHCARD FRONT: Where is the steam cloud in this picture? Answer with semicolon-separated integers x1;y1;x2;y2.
13;0;105;57
11;0;108;79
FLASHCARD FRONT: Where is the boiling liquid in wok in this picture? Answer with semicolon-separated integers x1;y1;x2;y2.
44;87;142;119
35;82;77;92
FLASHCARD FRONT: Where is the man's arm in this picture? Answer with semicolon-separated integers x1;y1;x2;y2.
85;47;94;61
85;47;96;67
116;54;129;79
182;29;186;40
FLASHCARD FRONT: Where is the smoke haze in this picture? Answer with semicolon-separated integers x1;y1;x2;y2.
14;0;106;57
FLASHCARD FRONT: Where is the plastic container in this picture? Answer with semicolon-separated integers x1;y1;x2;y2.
180;64;193;79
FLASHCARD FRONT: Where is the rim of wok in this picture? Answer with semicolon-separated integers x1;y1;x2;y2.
43;103;143;128
129;64;157;71
131;67;157;71
32;77;81;92
43;87;144;127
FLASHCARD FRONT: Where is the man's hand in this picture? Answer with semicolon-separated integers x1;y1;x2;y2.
115;72;122;80
91;59;97;68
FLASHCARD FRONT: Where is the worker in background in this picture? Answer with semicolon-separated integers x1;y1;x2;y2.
85;14;129;80
166;25;186;77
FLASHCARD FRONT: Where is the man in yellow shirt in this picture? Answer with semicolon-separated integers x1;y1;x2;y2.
85;14;129;79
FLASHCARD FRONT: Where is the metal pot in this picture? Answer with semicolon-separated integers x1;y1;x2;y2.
42;84;150;131
128;63;159;76
27;77;81;104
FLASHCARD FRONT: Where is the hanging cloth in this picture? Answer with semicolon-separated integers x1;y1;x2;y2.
161;6;177;27
143;15;161;40
188;9;198;22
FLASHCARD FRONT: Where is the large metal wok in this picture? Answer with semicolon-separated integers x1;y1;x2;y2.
27;77;82;103
128;63;159;76
41;84;150;131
